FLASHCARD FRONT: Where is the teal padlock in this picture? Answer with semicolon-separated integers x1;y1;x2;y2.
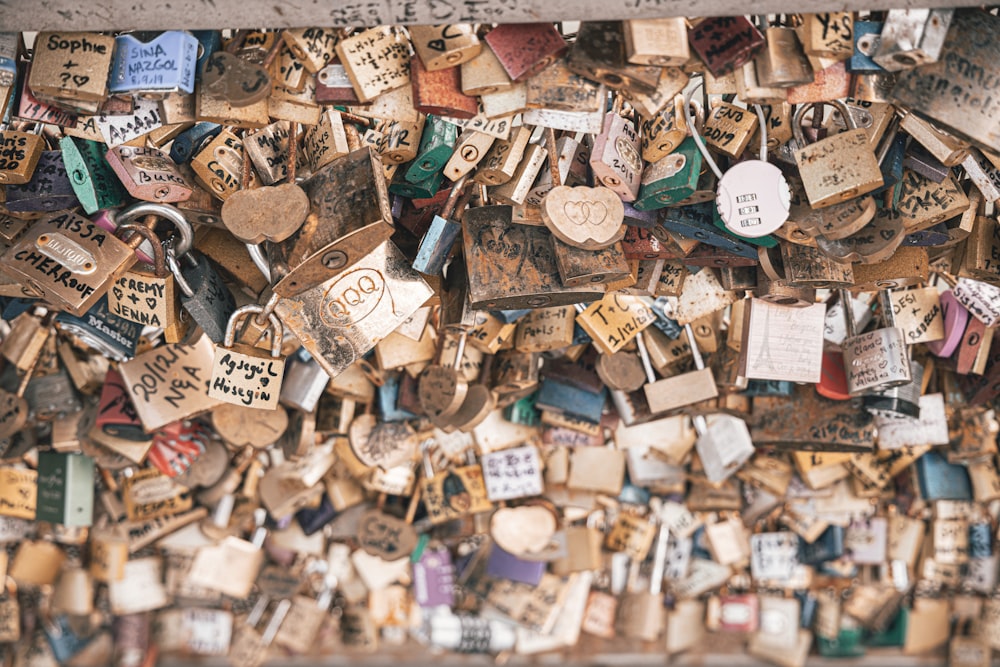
817;623;866;658
59;136;128;214
390;166;444;200
405;116;458;184
864;607;908;647
633;137;703;211
503;392;541;426
712;206;778;248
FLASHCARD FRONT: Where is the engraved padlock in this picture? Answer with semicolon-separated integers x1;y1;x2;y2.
106;202;194;334
108;30;199;96
792;100;884;209
209;304;286;410
0;123;44;185
839;287;912;396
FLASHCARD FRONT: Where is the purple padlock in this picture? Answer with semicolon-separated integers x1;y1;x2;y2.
413;546;456;608
485;545;545;586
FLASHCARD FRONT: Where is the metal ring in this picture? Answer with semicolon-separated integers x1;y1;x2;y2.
115;201;195;257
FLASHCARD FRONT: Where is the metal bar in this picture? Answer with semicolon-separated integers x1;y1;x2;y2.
2;0;983;31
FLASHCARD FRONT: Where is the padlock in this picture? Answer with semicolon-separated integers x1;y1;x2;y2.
567;22;663;94
334;26;410;103
166;247;237;345
839;288;912;397
413;175;470;276
189;127;253;201
222;121;309;244
59;136;129;214
408;24;481;71
483;23;567;82
623;18;690;66
4;149;79;212
228;598;292;667
208;304;285;410
618;519;669;641
105;145;195;203
0;123;44;185
688;16;766;77
792;99;883;208
700;100;759;160
754;25;814;88
407;116;459;184
273;240;433;379
106;202;193;333
29;32;115;105
0;208;148;316
873;9;954;71
108;30;199;96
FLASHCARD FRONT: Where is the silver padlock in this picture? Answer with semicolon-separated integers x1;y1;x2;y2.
839;288;912;397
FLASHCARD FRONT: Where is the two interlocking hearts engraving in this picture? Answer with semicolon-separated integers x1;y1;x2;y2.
541;185;625;250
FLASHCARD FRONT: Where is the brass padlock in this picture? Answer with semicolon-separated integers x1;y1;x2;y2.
792;99;883;208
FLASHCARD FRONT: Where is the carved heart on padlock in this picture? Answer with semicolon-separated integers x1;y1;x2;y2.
220;183;310;244
542;185;626;250
201;51;271;107
814;211;904;265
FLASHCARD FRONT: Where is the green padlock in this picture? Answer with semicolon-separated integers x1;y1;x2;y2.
35;452;95;527
405;116;459;184
390;166;445;200
817;622;867;658
633;137;703;211
503;392;541;426
864;607;908;647
59;136;128;215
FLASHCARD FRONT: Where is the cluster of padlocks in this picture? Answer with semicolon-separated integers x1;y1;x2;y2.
1;8;1000;666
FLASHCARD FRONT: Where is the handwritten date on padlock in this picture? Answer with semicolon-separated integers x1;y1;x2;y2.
201;52;271;107
542;186;625;250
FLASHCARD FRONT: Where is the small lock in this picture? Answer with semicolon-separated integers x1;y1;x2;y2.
106;202;193;334
839;288;912;397
754;26;814;88
0;123;44;185
108;30;199;96
29;32;116;104
873;9;954;71
408;24;482;71
4;150;79;213
208;304;286;410
59;136;129;214
687;16;766;77
106;145;195;203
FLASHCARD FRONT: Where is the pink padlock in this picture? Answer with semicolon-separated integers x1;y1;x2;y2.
90;209;156;264
926;290;969;358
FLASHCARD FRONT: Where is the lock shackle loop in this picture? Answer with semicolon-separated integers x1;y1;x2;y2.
792;99;855;149
164;245;196;298
683;81;723;181
442;174;470;219
115;201;195;258
683;82;770;178
223;304;284;358
838;288;857;339
246;243;273;285
116;223;168;277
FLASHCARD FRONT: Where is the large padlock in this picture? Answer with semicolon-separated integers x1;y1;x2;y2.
0;209;146;316
792;100;883;208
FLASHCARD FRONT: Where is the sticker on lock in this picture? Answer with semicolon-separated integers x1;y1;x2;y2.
35;232;97;274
